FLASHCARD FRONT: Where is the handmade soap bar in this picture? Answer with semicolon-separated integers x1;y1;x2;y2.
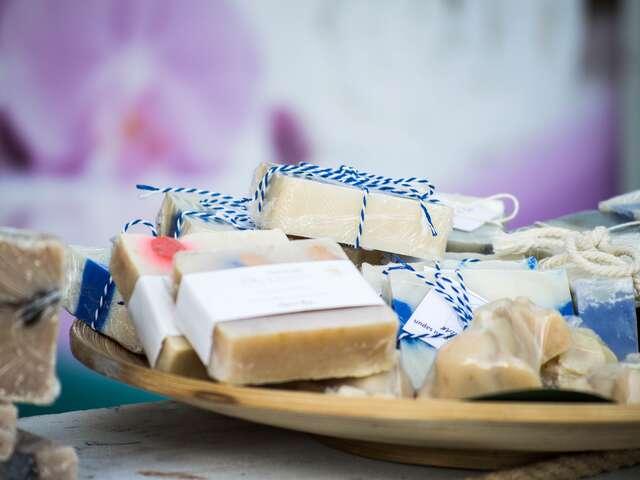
446;223;504;254
0;228;63;405
173;239;398;385
156;192;234;237
250;163;454;258
571;277;638;359
542;327;617;391
63;245;142;353
0;430;77;480
324;362;414;398
599;190;640;221
110;231;288;372
590;362;640;404
424;298;572;399
0;403;16;461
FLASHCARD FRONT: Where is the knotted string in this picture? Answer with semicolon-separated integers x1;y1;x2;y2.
493;222;640;300
253;162;440;249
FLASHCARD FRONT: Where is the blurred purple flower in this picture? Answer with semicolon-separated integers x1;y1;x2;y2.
0;0;259;177
271;107;310;165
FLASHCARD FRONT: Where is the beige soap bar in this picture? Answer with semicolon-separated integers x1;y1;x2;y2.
589;362;640;404
156;192;235;237
249;163;454;258
109;230;288;374
423;298;572;399
0;430;78;479
0;403;17;461
0;228;63;405
173;239;398;385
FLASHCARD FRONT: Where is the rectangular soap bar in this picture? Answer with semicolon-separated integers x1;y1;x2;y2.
109;230;289;372
0;227;63;405
63;245;142;353
0;403;16;461
156;192;235;237
599;190;640;221
571;277;639;359
0;430;77;480
249;162;454;259
173;239;398;385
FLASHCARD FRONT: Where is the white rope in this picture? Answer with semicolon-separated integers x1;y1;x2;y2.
493;224;640;300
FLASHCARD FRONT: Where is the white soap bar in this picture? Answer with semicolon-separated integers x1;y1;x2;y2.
156;192;235;237
249;162;454;258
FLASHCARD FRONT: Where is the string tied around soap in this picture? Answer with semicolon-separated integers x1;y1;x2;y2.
493;222;640;301
253;162;440;249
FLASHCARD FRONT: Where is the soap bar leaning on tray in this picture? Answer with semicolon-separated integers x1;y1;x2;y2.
0;403;16;461
0;227;63;405
156;192;235;237
173;238;398;385
0;430;77;480
109;230;289;374
62;245;142;353
249;162;454;259
422;298;572;399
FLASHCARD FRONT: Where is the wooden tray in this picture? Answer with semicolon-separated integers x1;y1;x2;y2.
70;321;640;470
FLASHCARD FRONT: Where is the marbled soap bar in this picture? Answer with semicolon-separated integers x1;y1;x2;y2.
249;163;454;259
571;277;638;359
173;239;398;385
110;231;288;372
0;430;77;480
0;228;63;405
156;192;234;237
423;298;572;399
0;403;16;461
599;190;640;221
63;245;142;353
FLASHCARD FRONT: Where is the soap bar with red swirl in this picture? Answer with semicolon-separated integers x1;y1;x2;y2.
0;227;63;405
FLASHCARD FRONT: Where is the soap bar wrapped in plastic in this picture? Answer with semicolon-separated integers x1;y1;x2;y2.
63;245;142;353
422;298;572;399
0;227;63;405
249;162;454;259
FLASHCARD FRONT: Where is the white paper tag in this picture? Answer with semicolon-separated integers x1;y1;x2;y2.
402;289;488;349
452;201;504;232
176;260;384;365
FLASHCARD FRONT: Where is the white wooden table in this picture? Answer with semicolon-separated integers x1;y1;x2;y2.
18;401;640;480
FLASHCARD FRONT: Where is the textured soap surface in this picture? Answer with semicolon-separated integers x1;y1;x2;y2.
0;403;17;461
424;298;572;399
0;430;78;480
0;228;63;405
156;192;234;237
249;163;454;259
63;245;142;353
571;277;638;359
174;239;398;385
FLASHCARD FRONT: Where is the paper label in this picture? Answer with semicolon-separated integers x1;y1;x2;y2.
176;260;384;364
452;200;504;232
402;289;487;349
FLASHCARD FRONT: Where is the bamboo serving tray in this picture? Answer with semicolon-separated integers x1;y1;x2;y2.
70;321;640;470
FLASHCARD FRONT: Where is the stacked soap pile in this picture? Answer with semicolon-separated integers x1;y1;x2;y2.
58;162;639;404
0;228;78;479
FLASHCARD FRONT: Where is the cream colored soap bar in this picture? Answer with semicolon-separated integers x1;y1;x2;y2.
0;228;63;405
249;163;454;258
423;298;572;399
0;403;16;461
173;239;398;385
109;230;288;372
156;192;235;237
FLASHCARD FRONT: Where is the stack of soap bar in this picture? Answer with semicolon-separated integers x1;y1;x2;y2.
173;238;398;385
156;192;234;237
63;245;142;353
542;327;617;391
423;298;572;399
0;403;16;461
0;228;63;405
571;277;638;359
109;230;288;373
0;430;77;480
250;162;454;258
599;190;640;221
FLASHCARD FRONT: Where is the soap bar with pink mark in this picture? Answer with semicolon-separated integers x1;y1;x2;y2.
109;230;288;373
173;238;398;385
0;403;16;461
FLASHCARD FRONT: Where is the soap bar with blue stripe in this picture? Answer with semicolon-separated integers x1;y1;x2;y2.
63;245;142;353
572;277;639;359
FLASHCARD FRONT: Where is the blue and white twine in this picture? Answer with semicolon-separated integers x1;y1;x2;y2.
253;162;440;249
